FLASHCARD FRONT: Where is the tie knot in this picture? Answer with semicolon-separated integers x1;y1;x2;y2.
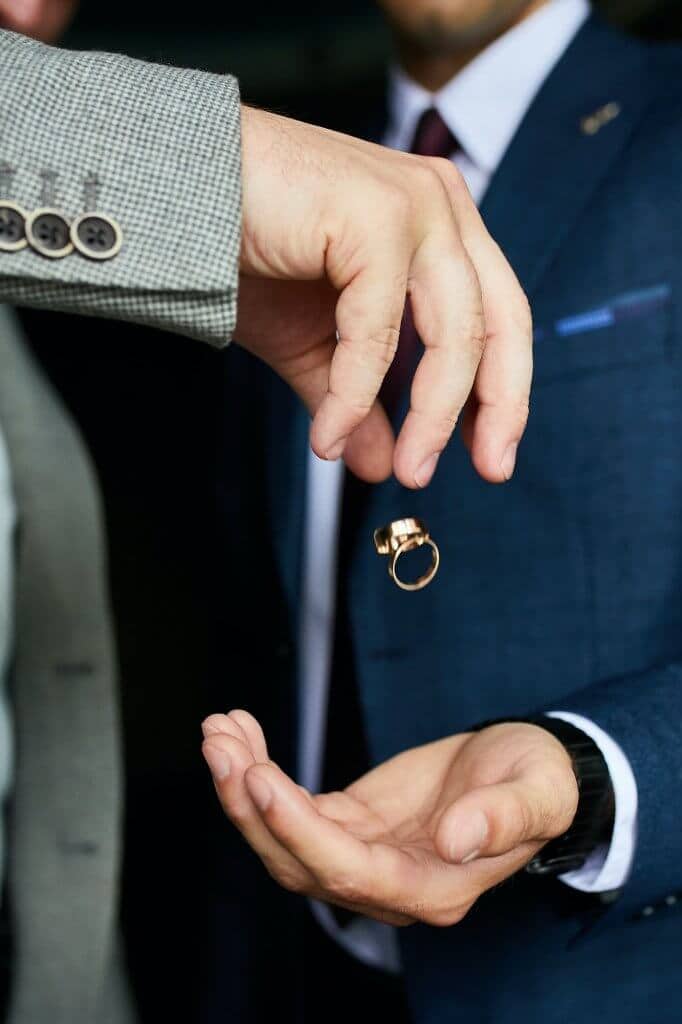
410;107;458;160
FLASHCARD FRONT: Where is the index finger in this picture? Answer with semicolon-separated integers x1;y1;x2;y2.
310;234;408;465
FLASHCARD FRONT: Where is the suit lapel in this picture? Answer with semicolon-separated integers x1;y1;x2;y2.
480;15;653;299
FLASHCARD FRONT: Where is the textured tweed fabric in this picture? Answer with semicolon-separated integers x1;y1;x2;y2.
0;30;242;345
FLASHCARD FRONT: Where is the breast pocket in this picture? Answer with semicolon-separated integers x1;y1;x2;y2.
533;284;672;385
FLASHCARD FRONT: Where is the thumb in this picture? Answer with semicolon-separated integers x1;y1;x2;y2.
435;776;576;865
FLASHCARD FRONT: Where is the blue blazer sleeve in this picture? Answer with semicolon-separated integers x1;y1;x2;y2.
547;662;682;923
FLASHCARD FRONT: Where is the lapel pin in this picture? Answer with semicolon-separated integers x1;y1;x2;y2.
580;101;621;136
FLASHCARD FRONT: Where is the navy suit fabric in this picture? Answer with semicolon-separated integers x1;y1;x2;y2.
216;16;682;1023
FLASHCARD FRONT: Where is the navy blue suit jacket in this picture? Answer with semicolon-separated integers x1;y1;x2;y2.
215;15;682;1023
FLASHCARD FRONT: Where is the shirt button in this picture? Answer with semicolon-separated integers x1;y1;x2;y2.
641;905;655;917
0;201;27;251
664;894;678;907
71;212;122;260
26;208;73;259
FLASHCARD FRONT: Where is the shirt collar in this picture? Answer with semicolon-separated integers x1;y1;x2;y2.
387;0;590;172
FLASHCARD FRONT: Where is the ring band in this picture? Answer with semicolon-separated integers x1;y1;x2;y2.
374;517;440;592
390;536;440;592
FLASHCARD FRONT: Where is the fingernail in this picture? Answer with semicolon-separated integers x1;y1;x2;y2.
414;452;440;488
461;848;481;865
203;744;231;781
501;443;518;481
448;810;489;864
324;437;348;461
246;773;273;813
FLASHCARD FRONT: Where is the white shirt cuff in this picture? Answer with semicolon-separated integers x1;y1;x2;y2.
547;711;638;893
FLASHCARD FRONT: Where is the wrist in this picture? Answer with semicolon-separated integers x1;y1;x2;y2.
239;104;277;275
525;715;615;875
472;716;615;875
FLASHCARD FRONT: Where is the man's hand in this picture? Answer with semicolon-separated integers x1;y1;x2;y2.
202;713;578;926
238;107;532;488
0;0;77;41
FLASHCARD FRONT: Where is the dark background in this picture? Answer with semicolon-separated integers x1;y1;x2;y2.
62;1;682;131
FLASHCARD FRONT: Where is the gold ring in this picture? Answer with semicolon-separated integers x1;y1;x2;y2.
373;517;440;592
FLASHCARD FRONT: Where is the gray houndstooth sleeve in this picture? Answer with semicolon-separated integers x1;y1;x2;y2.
0;30;242;345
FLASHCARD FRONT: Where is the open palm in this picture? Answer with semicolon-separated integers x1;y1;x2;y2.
202;711;577;926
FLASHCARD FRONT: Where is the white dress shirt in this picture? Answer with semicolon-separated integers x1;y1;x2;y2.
299;0;636;969
0;423;15;882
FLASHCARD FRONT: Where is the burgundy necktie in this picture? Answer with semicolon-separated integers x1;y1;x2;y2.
322;109;460;800
380;107;460;420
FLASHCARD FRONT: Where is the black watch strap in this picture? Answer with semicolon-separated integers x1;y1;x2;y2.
475;716;615;876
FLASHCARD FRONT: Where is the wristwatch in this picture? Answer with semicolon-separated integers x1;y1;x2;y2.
475;716;615;876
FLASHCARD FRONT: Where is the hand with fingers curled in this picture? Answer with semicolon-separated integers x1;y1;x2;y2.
237;107;532;489
202;713;578;927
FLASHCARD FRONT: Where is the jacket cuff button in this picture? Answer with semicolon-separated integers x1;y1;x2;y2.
26;208;74;259
71;212;123;260
0;201;28;251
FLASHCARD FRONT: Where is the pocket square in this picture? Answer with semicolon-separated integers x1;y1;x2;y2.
535;284;671;343
533;283;672;383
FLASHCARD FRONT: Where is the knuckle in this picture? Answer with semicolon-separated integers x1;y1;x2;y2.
324;872;365;905
411;902;432;924
390;903;420;923
420;160;447;193
431;156;464;192
265;859;307;894
335;325;400;371
546;776;579;836
449;305;487;362
490;796;528;847
469;314;488;359
509;796;531;841
422;902;472;928
384;182;412;225
408;405;460;452
407;160;450;215
513;398;531;432
430;157;471;211
277;870;307;895
369;326;401;367
228;799;251;828
432;409;460;440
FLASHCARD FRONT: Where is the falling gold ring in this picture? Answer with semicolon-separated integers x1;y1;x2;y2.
373;517;440;592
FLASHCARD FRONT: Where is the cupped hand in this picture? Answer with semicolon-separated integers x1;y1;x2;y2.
237;107;532;488
202;713;577;927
